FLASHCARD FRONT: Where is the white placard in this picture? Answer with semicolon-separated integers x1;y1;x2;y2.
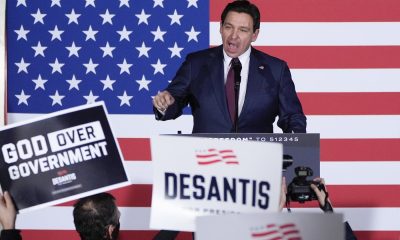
150;136;283;231
196;212;344;240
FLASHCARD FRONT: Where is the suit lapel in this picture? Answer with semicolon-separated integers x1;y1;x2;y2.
208;47;232;123
241;48;268;118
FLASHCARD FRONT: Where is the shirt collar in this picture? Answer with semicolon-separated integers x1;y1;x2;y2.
223;46;251;65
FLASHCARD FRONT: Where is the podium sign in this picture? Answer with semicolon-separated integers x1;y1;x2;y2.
178;133;320;183
196;212;344;240
150;136;283;231
0;103;130;213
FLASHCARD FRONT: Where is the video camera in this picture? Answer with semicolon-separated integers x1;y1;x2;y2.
287;166;323;203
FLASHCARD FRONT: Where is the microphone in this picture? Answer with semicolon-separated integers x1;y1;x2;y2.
231;58;241;133
231;58;242;88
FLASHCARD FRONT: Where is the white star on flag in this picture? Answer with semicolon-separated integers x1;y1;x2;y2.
83;58;99;74
66;75;82;90
136;42;151;58
185;26;200;42
50;0;61;7
100;9;115;25
49;25;64;41
151;26;166;42
84;91;100;104
168;42;183;58
187;0;198;8
100;42;115;58
153;0;164;8
118;58;133;74
14;25;30;41
136;9;151;25
117;25;132;41
32;41;47;57
119;0;130;8
31;9;46;24
15;90;31;105
118;91;133;106
15;58;30;73
101;75;116;90
32;74;48;90
151;58;167;75
49;90;65;106
49;58;64;74
83;25;98;41
85;0;96;8
66;9;81;25
168;9;183;25
66;41;81;57
16;0;27;7
136;75;152;91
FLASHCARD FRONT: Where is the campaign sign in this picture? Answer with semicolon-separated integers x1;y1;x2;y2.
150;136;283;231
0;102;130;213
196;212;344;240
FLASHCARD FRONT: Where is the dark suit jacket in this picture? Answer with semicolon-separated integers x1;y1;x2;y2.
156;46;306;133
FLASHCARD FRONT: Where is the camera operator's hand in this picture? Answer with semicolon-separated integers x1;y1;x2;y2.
310;178;333;212
279;177;287;212
0;191;17;230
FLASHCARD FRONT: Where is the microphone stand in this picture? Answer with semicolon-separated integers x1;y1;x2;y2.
233;62;242;133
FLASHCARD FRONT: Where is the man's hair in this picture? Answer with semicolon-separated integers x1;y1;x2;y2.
221;0;261;32
73;192;119;240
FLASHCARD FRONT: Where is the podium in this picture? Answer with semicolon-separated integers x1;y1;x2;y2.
172;133;320;183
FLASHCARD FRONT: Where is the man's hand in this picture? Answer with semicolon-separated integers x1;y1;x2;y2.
0;191;17;230
310;178;333;212
153;91;175;112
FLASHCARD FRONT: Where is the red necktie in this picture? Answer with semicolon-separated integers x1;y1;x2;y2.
225;58;239;123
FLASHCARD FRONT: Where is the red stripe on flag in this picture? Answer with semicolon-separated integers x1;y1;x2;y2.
299;92;400;115
210;0;400;22
321;139;400;161
20;230;193;240
117;138;151;161
256;46;400;69
354;231;400;240
59;185;400;208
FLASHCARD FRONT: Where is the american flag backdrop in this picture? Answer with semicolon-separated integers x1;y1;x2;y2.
2;0;400;239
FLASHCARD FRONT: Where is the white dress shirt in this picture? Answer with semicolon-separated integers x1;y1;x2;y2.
223;47;251;116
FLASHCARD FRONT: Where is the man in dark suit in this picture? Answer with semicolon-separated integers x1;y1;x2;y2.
153;0;306;133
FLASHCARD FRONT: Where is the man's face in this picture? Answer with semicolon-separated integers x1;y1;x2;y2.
220;11;259;58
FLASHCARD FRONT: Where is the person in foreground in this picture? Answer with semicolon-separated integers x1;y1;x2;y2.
280;177;358;240
153;0;306;133
0;191;22;240
73;192;121;240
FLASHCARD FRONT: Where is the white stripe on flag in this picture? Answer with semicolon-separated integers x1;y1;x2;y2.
292;69;400;93
211;22;400;46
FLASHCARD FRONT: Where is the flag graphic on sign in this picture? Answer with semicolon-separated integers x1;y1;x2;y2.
251;223;302;240
195;148;239;165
